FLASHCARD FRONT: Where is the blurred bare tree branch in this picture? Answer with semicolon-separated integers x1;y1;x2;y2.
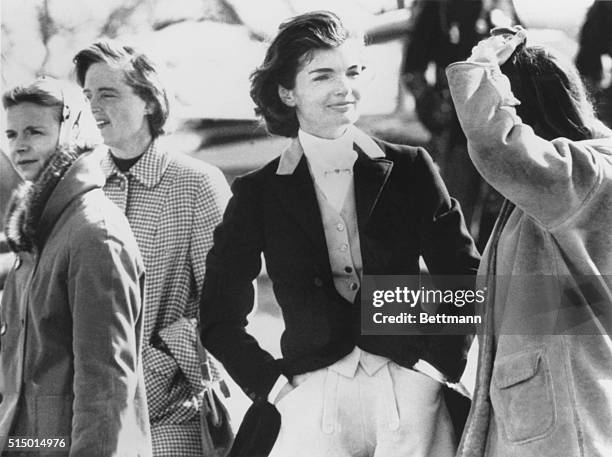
1;0;244;87
99;0;145;38
37;0;61;75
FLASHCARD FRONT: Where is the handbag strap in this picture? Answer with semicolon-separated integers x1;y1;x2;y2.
195;322;231;427
195;330;220;425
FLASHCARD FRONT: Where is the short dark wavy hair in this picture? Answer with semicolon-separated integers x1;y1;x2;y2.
250;11;364;138
73;40;170;138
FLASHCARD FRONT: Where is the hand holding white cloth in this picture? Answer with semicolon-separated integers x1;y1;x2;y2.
468;26;526;66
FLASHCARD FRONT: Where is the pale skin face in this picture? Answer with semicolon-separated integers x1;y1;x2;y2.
83;62;152;159
5;103;61;181
278;40;367;139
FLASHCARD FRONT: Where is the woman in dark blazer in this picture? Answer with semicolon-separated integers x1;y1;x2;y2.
200;10;479;457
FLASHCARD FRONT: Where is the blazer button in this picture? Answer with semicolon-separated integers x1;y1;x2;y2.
14;257;21;269
314;277;323;287
0;322;6;335
349;282;359;291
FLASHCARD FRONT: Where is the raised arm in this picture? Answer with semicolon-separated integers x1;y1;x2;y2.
413;147;480;276
446;35;605;228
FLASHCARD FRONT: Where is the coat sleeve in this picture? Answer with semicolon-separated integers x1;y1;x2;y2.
189;165;232;297
152;165;232;388
446;61;605;228
409;147;480;381
414;147;480;276
68;222;147;456
200;174;282;401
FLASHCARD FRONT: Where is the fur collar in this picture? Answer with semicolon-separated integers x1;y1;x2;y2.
4;145;81;253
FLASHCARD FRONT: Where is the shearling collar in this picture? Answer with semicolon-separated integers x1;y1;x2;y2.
4;145;101;253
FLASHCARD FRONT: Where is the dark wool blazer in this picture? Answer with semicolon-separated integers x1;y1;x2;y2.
200;134;480;402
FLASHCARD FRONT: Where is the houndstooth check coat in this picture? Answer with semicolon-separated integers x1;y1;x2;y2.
100;141;231;456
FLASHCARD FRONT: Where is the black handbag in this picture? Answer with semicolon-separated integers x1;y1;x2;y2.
201;384;234;457
196;332;234;457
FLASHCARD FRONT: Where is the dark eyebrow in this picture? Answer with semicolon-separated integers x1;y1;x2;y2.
308;65;362;74
4;126;45;135
83;86;119;94
308;68;334;74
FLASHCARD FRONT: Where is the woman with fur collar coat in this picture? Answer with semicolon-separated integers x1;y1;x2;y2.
0;78;151;456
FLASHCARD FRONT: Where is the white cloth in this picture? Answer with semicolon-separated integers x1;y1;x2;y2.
298;127;357;212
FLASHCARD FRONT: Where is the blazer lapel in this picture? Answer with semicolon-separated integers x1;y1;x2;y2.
353;145;393;231
272;154;330;272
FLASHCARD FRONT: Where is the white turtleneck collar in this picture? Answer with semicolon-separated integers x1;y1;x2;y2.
276;125;385;176
297;127;357;212
298;126;357;175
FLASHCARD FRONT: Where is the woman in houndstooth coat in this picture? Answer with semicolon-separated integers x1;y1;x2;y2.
74;41;231;456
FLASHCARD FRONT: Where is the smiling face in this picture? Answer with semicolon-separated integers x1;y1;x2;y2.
5;103;60;181
279;40;366;139
83;62;152;158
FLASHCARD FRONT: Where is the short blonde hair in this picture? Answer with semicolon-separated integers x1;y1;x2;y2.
3;77;103;151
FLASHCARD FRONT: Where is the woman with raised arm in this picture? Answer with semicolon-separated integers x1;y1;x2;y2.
447;27;612;457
